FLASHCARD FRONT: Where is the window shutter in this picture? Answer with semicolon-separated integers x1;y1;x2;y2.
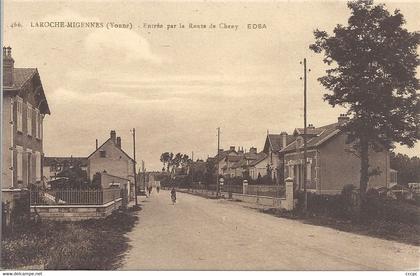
17;147;23;182
35;109;39;138
35;152;41;181
27;103;32;136
16;97;23;132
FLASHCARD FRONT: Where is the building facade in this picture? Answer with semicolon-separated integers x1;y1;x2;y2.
2;47;50;190
281;115;392;195
87;130;135;197
263;132;295;183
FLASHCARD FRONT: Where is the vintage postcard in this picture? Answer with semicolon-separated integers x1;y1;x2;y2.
1;0;419;272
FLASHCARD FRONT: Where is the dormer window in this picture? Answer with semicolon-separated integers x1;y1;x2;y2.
100;150;106;158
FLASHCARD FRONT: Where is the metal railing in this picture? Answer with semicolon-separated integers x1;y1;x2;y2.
245;185;285;198
188;182;285;198
30;188;122;206
222;184;243;194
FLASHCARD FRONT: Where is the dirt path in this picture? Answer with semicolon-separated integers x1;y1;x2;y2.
122;190;419;270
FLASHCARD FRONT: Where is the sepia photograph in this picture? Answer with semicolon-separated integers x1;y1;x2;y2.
1;0;419;272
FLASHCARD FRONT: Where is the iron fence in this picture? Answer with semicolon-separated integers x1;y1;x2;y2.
30;188;122;206
245;185;285;198
188;182;284;198
222;184;243;194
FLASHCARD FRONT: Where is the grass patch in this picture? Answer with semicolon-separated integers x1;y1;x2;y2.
262;207;420;246
2;206;140;270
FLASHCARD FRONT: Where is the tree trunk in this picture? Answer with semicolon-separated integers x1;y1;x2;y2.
359;135;370;220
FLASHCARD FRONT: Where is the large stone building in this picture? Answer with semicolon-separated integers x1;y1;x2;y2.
2;47;50;190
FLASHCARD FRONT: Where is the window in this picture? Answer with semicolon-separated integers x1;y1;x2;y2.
27;103;33;136
35;109;40;139
16;97;23;132
306;161;311;181
40;115;43;140
35;152;41;181
16;146;23;182
100;150;106;158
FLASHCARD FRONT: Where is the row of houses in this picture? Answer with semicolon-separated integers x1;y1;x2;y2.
210;115;397;195
1;47;137;207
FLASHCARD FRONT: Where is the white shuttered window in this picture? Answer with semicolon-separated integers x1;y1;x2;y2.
35;109;40;138
16;146;23;182
35;152;41;181
16;97;23;132
27;103;33;136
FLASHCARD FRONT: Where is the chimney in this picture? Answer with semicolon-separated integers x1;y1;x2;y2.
116;137;121;148
95;139;98;150
230;146;235;151
238;147;244;154
338;114;350;125
308;124;315;130
280;131;288;149
3;46;14;87
249;147;257;154
110;130;116;143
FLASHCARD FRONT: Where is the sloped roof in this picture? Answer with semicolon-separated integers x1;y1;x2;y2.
293;127;323;136
87;138;135;162
226;155;243;163
4;68;51;114
249;152;268;167
264;134;295;153
280;123;341;153
244;151;259;160
231;159;247;169
44;156;88;167
9;68;37;89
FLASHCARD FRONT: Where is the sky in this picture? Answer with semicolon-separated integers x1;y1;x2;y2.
3;0;420;171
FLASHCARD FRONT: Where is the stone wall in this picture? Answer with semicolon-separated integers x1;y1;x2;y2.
30;198;122;221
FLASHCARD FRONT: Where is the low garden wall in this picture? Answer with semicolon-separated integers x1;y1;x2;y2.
180;186;295;210
30;198;122;221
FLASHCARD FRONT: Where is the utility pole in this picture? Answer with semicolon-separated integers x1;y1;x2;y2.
191;151;194;190
142;160;146;194
303;58;308;212
216;127;220;198
132;128;138;206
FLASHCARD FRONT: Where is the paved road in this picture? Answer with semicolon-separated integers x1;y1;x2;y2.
122;190;419;270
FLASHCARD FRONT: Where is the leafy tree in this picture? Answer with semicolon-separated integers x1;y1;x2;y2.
310;0;419;210
204;158;217;186
160;152;173;172
390;152;420;186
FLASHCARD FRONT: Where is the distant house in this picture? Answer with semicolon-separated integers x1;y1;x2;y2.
230;148;265;178
262;132;295;183
280;115;392;195
215;146;240;176
248;153;268;180
2;47;51;190
87;130;135;199
43;156;88;183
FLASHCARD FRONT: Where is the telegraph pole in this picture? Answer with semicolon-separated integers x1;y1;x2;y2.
132;128;138;206
142;160;146;194
217;127;220;198
191;151;194;190
303;58;308;212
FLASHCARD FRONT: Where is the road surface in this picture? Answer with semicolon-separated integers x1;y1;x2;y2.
122;190;419;270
